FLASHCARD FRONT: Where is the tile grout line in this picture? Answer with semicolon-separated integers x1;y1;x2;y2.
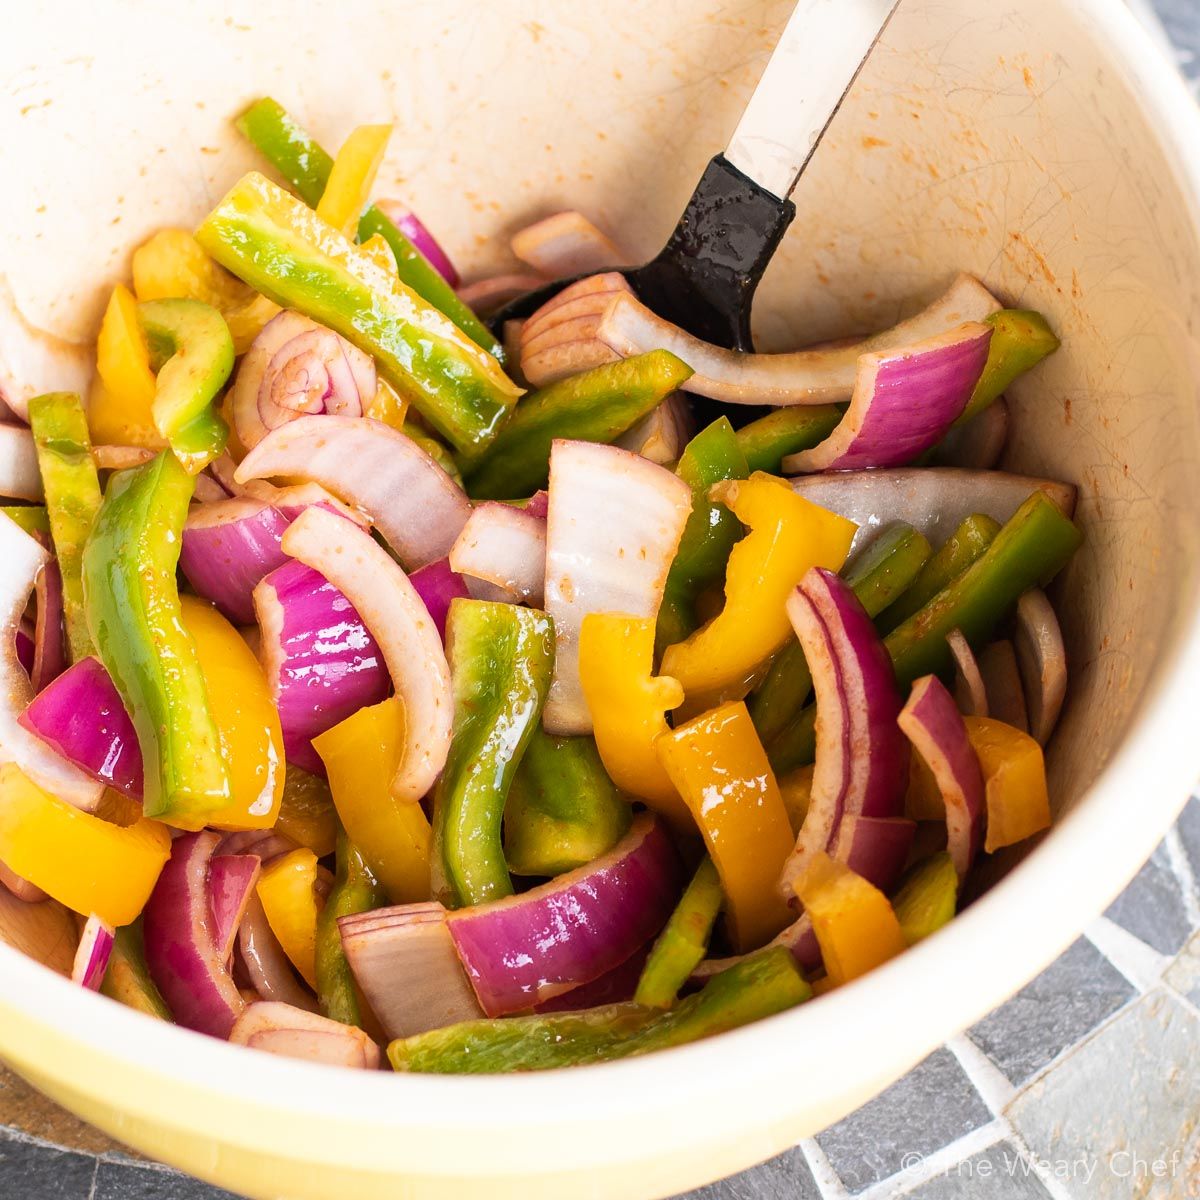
857;1119;1010;1200
945;1034;1017;1114
799;1138;853;1200
1084;915;1172;992
1000;1130;1080;1200
1161;827;1200;928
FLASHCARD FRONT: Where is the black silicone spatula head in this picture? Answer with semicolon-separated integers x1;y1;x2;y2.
493;0;901;351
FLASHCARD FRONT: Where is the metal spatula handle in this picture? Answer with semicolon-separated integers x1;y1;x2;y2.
725;0;901;200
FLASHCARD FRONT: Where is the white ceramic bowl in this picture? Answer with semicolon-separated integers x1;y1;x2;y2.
1;2;1199;1197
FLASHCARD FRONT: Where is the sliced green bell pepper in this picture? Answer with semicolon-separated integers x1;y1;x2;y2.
388;945;810;1073
879;513;1000;632
958;309;1060;425
504;727;631;877
893;852;958;945
433;600;554;907
465;351;692;495
656;417;749;655
137;299;233;474
235;97;499;359
404;422;464;486
197;173;520;458
100;920;173;1021
27;393;102;662
734;406;843;474
0;506;49;537
768;491;1081;773
81;452;230;827
749;523;931;746
316;829;384;1027
634;856;723;1009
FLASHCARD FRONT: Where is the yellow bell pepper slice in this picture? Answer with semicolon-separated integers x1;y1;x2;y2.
365;377;410;432
778;764;814;835
313;697;432;904
92;285;163;448
179;596;285;830
257;847;322;988
316;124;393;236
578;612;690;830
794;851;907;987
963;716;1051;852
0;764;171;927
274;766;338;859
656;701;795;952
661;474;856;706
361;232;398;275
904;751;945;822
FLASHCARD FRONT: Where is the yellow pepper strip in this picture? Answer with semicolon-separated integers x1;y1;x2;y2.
257;847;323;989
964;716;1051;852
365;377;410;432
274;766;338;859
361;233;398;275
656;702;795;952
793;851;907;987
316;124;393;236
904;751;945;822
313;697;432;904
661;474;856;706
778;764;814;835
0;764;171;927
578;612;691;830
179;596;285;830
92;285;163;448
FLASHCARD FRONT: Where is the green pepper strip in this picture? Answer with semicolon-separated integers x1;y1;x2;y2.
388;945;810;1074
634;857;723;1009
465;351;693;495
404;422;464;486
316;829;384;1027
0;506;50;536
197;173;520;458
734;407;843;474
27;393;102;662
433;600;554;907
768;492;1082;773
749;523;931;746
100;920;173;1021
957;310;1060;425
893;852;958;945
235;97;500;359
137;299;233;474
656;417;750;655
81;452;230;825
504;727;632;877
878;513;1000;633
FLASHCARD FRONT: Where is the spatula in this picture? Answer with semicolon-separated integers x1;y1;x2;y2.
493;0;901;350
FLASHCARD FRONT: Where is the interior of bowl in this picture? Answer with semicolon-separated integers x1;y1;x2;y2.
0;0;1199;1182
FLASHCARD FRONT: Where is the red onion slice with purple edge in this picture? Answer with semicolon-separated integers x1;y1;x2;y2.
71;914;115;992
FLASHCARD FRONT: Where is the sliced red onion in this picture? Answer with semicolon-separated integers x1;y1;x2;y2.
525;490;550;520
828;816;916;894
519;273;631;387
0;424;42;501
543;440;691;735
19;656;142;797
91;445;156;471
238;893;318;1012
193;472;230;504
898;675;985;877
779;568;909;898
228;311;376;450
692;916;821;985
236;415;471;572
449;502;546;606
281;506;452;801
458;274;548;315
1014;589;1067;745
0;859;46;903
209;453;349;513
789;468;1077;556
253;558;390;776
340;903;483;1039
229;1001;381;1068
533;945;651;1013
0;516;103;809
977;640;1029;733
217;829;299;864
446;813;682;1016
615;393;694;465
408;559;471;642
143;831;246;1038
208;854;262;964
71;915;115;992
595;274;1001;406
32;559;66;693
375;200;461;287
930;398;1009;469
946;628;988;717
15;620;34;677
511;211;627;278
783;324;992;472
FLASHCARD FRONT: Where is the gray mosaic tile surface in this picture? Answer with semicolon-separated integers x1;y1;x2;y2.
1103;843;1198;956
967;938;1136;1085
92;1162;243;1200
1177;795;1200;880
679;1146;822;1200
1164;927;1200;1009
0;1130;95;1200
906;1142;1054;1200
814;1048;993;1193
